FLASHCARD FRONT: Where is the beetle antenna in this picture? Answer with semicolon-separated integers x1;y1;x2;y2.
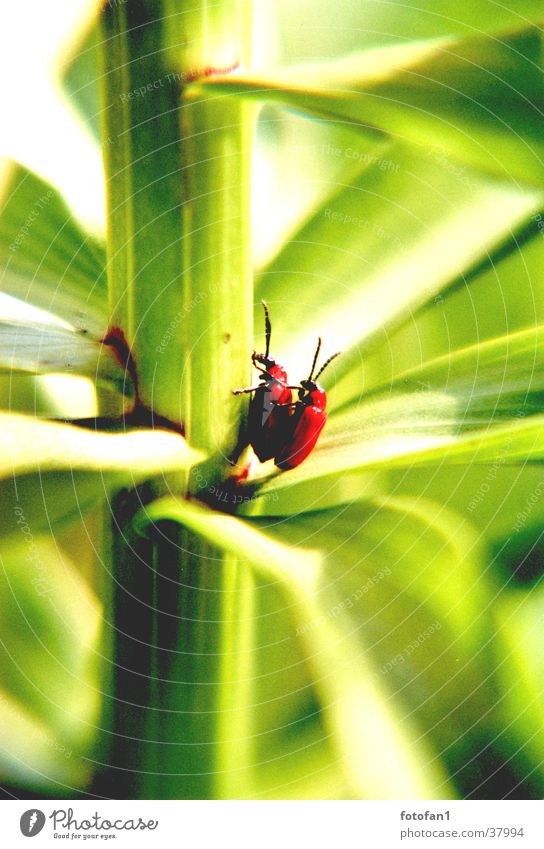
262;300;271;358
315;351;341;381
308;337;322;381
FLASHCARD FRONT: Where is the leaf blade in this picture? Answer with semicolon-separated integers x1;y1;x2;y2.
0;320;126;385
0;413;200;479
250;143;542;377
0;164;107;334
136;496;454;798
193;27;544;184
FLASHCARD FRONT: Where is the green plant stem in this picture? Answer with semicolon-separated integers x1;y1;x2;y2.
98;0;255;799
100;0;253;445
95;499;255;800
180;95;253;462
99;1;185;423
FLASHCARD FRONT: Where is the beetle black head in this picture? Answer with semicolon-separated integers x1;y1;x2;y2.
252;350;277;371
297;380;317;402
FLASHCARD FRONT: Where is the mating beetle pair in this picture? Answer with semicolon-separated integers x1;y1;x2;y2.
233;302;340;470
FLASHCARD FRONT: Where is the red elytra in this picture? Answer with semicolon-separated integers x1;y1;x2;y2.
233;302;293;462
275;339;340;470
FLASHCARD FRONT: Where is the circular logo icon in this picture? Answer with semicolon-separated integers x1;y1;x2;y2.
20;810;46;837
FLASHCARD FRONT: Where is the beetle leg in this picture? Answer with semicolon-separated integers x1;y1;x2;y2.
232;385;261;395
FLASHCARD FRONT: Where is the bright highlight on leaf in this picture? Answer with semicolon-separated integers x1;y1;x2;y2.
0;413;201;480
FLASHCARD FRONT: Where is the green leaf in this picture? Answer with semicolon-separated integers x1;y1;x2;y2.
0;320;126;384
136;495;318;587
0;373;76;418
336;323;544;418
0;413;199;479
239;393;544;516
136;496;453;798
61;19;101;143
274;0;544;60
0;414;201;540
252;111;387;268
391;464;544;547
334;226;544;402
139;488;341;798
61;3;544;142
0;539;102;792
261;498;513;798
0;164;107;334
247;570;343;799
249;142;542;377
193;27;544;185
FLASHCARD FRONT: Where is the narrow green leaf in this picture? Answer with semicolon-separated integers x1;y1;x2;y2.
193;27;544;184
0;164;107;334
248;571;340;799
249;142;542;377
259;498;523;798
61;19;102;143
0;414;201;542
0;413;200;479
252;112;388;269
274;0;544;59
137;495;318;588
0;320;126;385
390;464;544;546
240;397;544;516
136;496;453;798
336;324;544;418
0;472;109;543
333;226;544;404
0;686;91;793
60;3;544;142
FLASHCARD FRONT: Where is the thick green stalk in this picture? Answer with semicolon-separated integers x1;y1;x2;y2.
180;94;253;462
97;0;255;799
164;0;254;462
100;1;185;423
94;493;256;800
100;0;253;445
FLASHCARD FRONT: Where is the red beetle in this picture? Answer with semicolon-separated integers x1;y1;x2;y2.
233;301;293;462
275;339;340;470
